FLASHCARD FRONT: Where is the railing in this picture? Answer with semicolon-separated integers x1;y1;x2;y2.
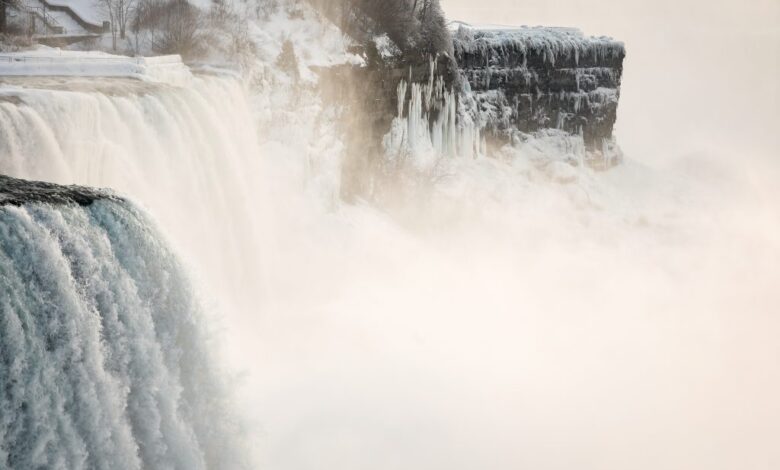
0;53;190;86
0;54;183;64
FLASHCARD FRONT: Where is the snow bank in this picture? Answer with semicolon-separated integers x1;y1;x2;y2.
0;49;192;85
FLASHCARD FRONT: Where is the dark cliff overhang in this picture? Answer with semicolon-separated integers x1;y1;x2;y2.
0;174;116;207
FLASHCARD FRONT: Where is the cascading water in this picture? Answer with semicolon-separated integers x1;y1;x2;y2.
0;176;244;470
0;75;266;310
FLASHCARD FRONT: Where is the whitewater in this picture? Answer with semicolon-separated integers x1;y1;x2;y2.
1;10;779;470
0;181;244;469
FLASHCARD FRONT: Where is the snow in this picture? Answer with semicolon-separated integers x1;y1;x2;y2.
0;48;192;85
44;0;107;27
247;3;363;83
44;10;87;34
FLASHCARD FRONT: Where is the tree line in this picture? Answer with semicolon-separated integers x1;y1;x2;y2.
310;0;453;56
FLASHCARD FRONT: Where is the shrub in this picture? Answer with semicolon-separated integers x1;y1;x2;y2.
313;0;453;57
276;38;299;80
134;0;204;58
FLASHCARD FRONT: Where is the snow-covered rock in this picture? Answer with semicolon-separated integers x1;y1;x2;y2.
452;22;625;165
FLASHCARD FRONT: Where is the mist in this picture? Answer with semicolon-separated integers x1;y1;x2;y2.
229;2;780;469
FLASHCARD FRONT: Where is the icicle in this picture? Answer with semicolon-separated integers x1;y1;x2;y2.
397;80;408;118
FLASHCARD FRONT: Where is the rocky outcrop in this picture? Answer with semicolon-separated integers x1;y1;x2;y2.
0;174;113;206
317;21;626;199
452;23;625;156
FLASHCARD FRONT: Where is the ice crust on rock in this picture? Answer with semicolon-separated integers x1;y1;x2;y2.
451;21;625;67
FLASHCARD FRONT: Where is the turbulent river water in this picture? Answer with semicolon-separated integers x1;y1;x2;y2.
1;70;778;470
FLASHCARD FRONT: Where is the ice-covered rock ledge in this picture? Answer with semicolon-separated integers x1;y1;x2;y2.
0;49;192;86
452;22;625;164
0;174;115;206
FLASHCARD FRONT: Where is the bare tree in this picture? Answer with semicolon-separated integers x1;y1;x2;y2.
311;0;451;56
97;0;137;50
116;0;135;39
153;0;201;56
130;0;203;57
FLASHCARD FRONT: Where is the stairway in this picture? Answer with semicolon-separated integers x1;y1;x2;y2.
25;0;84;35
37;0;107;33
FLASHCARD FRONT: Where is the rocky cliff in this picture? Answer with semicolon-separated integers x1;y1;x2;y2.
452;23;625;161
317;20;626;199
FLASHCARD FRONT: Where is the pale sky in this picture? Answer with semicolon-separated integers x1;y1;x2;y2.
441;0;780;164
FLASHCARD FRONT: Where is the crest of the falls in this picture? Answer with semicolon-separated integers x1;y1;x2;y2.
0;192;244;470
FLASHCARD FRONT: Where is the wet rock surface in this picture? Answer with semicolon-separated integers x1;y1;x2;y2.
0;174;115;206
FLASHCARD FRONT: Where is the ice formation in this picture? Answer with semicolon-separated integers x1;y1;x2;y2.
383;58;483;168
451;22;625;67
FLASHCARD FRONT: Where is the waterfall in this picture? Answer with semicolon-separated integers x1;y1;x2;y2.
0;183;244;470
0;74;266;326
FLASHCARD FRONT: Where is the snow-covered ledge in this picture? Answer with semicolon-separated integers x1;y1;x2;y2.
0;48;192;86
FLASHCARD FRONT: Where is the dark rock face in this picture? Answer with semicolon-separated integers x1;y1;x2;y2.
452;24;625;152
0;175;115;206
